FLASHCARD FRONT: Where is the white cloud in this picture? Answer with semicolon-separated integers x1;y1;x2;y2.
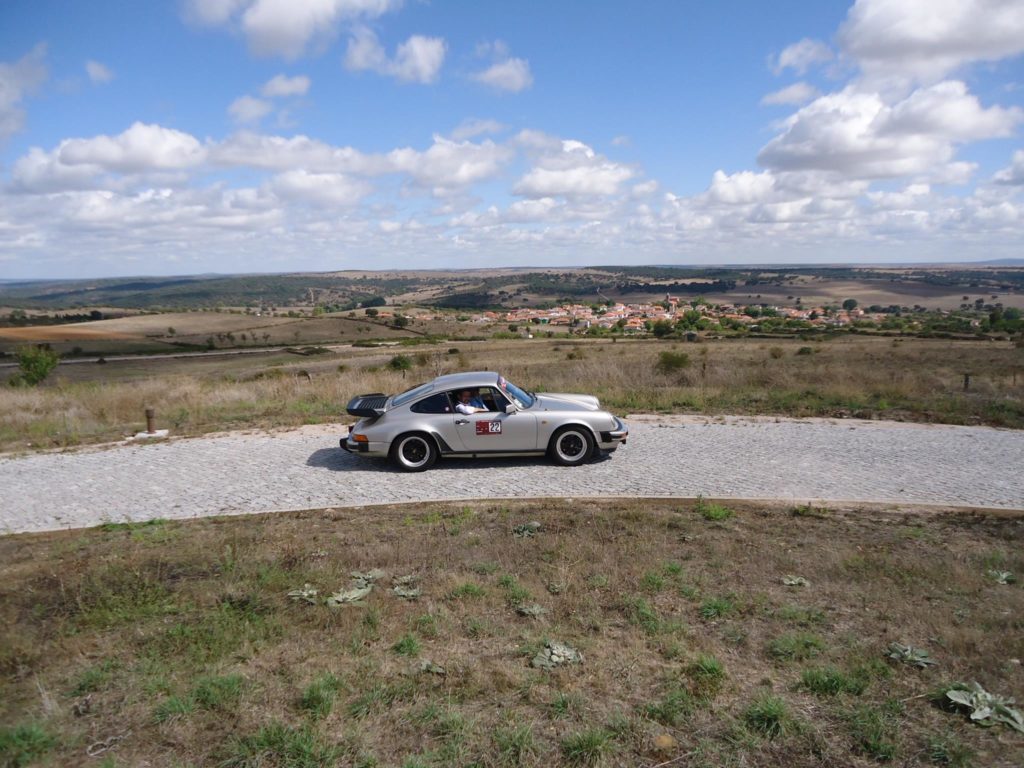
387;136;511;189
472;58;532;92
761;82;819;106
261;73;310;97
0;44;47;143
839;0;1024;82
514;138;634;198
449;118;505;141
182;0;249;26
994;150;1024;185
471;41;533;92
85;60;114;84
611;135;631;147
344;28;446;83
757;82;1022;180
183;0;401;58
229;95;273;123
706;170;776;205
773;38;832;75
57;122;207;173
270;169;369;206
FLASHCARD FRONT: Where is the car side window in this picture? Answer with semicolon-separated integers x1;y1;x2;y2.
410;392;453;414
480;387;510;411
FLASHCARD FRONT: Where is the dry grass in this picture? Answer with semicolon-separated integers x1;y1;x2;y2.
1;336;1022;452
1;499;1022;767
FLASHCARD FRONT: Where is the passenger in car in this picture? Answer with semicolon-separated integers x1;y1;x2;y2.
455;389;487;414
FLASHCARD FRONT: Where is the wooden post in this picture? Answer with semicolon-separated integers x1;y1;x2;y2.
962;374;971;392
145;407;155;434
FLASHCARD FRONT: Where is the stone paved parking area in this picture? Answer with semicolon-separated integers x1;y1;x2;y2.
2;416;1023;534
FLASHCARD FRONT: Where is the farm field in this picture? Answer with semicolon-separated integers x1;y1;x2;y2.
1;499;1021;767
1;335;1022;453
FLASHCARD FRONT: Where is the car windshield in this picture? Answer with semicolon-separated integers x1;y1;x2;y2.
497;375;535;408
391;382;433;407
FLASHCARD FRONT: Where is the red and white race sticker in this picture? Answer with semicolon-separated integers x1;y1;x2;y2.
475;420;502;435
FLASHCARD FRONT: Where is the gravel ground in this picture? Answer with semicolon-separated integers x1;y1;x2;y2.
3;415;1023;534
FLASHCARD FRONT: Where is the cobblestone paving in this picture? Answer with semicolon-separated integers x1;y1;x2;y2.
3;417;1023;534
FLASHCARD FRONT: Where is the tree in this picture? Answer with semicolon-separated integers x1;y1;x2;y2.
393;315;410;328
365;308;379;317
12;345;59;386
167;326;176;336
651;319;674;338
842;298;859;311
363;295;387;308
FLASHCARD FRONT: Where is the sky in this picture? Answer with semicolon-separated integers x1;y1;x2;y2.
1;0;1023;279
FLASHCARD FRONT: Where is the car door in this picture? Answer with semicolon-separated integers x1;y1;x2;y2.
409;392;463;450
452;387;538;453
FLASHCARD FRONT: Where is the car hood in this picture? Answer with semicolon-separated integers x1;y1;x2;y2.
534;393;601;411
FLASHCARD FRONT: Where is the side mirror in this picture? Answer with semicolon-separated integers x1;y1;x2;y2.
505;403;516;415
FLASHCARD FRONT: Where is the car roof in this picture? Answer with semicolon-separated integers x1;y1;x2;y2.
429;371;501;390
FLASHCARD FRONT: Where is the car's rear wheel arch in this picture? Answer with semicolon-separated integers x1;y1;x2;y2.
390;431;439;472
547;423;596;466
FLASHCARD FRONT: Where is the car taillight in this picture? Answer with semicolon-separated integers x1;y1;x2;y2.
353;434;368;443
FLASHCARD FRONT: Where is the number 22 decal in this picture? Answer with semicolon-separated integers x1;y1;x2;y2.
475;420;502;435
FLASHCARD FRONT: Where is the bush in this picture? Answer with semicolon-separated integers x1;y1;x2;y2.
796;346;814;355
769;346;784;359
655;351;690;374
388;355;412;371
743;695;791;739
11;345;59;386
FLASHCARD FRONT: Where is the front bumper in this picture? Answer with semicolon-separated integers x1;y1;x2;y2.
598;417;629;450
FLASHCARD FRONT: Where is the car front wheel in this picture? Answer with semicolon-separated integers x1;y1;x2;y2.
390;433;438;472
548;426;594;467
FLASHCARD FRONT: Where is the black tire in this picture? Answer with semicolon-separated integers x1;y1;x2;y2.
548;426;594;467
389;433;438;472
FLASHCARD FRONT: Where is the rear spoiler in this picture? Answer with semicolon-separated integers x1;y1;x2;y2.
346;393;389;418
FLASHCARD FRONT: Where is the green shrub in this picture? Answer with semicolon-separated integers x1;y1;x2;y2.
11;345;59;386
300;673;343;719
388;354;412;371
655;350;690;374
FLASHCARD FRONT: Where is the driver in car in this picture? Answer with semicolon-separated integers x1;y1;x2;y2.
455;389;487;414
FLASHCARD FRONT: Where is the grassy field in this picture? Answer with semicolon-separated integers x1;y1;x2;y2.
1;499;1021;767
0;335;1022;453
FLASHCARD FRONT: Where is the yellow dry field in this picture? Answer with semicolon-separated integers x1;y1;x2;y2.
0;325;138;341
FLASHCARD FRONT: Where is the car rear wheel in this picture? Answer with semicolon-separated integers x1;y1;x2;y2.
390;433;438;472
548;426;594;467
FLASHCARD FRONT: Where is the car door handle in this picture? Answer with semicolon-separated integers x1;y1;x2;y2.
455;419;469;425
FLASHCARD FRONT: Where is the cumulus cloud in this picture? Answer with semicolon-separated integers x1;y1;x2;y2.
344;28;446;83
0;43;47;143
183;0;401;58
994;150;1024;185
839;0;1024;82
270;169;369;206
514;138;634;198
761;82;819;106
757;82;1021;180
471;40;533;92
473;58;532;92
229;95;273;124
261;73;310;97
773;38;833;75
85;60;114;84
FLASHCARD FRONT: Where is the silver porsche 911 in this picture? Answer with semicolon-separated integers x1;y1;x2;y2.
340;371;628;471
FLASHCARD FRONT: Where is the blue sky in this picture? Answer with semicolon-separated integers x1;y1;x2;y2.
1;0;1023;278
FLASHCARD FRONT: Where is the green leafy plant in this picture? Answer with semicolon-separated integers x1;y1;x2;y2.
944;682;1024;733
886;642;937;668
